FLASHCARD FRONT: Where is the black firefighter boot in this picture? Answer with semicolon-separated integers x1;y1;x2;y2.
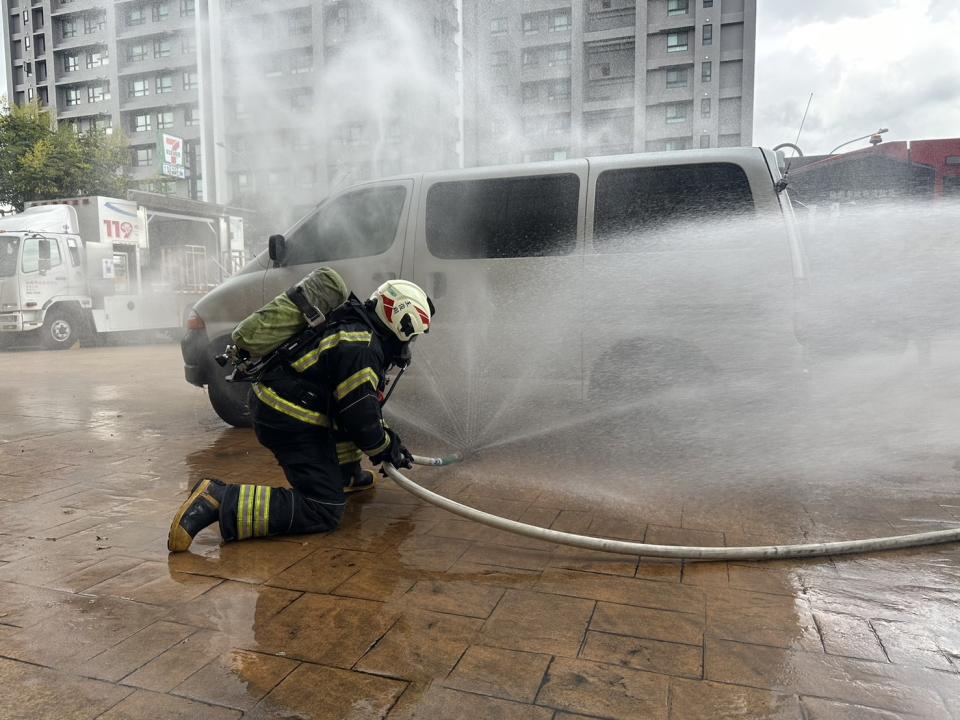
167;478;227;552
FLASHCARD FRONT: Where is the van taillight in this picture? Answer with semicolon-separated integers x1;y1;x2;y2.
186;309;205;331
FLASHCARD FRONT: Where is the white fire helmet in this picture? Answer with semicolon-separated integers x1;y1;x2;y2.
370;279;433;342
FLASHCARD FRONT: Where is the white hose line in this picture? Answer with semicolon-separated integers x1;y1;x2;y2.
386;462;960;561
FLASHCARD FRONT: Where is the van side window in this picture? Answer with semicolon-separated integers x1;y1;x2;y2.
593;163;754;252
285;186;406;265
66;237;81;267
21;237;63;273
426;174;579;259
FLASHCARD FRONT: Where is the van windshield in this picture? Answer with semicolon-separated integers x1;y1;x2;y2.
0;237;20;277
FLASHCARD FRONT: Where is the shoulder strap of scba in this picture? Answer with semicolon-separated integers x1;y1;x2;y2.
285;285;326;328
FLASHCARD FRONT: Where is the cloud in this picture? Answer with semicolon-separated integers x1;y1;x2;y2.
754;0;960;154
760;0;898;26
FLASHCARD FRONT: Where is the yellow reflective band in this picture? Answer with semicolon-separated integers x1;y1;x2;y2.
367;433;391;457
291;331;372;372
252;485;261;538
335;367;379;400
237;484;254;540
337;450;363;464
253;383;330;427
259;486;271;537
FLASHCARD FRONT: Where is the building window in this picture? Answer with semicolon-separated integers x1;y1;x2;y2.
522;15;536;34
133;147;154;167
184;105;200;126
24;35;31;50
664;140;687;151
127;6;146;26
290;89;311;110
181;33;196;54
703;0;713;7
491;50;508;67
65;87;81;106
702;24;712;45
180;0;195;17
701;97;711;117
288;9;311;35
86;49;108;68
490;17;508;35
27;87;34;101
183;71;198;90
127;43;147;62
701;60;712;82
152;2;170;21
290;48;313;74
64;54;79;72
667;0;689;15
549;46;570;66
521;83;538;103
153;38;171;58
667;32;688;52
700;134;710;148
263;55;283;77
95;116;113;134
84;12;105;34
132;113;151;132
547;79;570;102
665;103;686;123
157;111;174;129
549;10;570;32
35;36;46;54
156;74;173;93
522;49;537;67
129;78;149;97
666;68;687;88
24;61;32;77
87;84;109;102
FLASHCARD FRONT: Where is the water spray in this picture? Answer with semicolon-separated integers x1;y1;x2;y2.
388;455;960;562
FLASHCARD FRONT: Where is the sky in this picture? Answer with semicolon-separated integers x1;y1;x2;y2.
2;1;958;154
753;0;960;155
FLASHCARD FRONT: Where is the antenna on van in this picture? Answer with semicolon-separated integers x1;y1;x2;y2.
773;92;813;194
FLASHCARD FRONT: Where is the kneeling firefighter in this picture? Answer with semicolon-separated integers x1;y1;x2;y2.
168;270;434;552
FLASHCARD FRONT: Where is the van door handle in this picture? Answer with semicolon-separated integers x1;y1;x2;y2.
430;272;447;299
372;272;397;284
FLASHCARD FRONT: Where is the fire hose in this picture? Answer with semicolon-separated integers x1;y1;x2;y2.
385;455;960;562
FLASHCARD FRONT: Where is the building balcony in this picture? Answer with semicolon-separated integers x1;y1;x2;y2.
116;16;194;41
584;9;636;34
56;101;109;119
584;142;634;156
645;43;694;70
53;33;108;51
645;117;693;141
521;0;576;13
519;28;572;48
520;63;572;82
519;98;573;116
50;0;103;17
585;76;635;102
53;66;112;85
120;87;198;111
117;54;196;77
646;83;694;104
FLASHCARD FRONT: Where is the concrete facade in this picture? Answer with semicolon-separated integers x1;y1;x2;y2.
1;0;202;197
463;0;756;165
198;0;459;223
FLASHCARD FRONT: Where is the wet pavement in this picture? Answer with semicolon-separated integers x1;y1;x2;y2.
2;344;960;719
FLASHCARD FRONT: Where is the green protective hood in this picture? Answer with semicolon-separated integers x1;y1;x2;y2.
231;267;350;357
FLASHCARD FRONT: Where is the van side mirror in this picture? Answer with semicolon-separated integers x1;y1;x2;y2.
38;239;51;274
268;234;286;266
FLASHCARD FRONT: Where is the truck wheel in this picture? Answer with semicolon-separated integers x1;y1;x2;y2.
41;307;79;350
206;354;252;427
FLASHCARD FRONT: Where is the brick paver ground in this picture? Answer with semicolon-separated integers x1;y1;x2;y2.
2;345;960;718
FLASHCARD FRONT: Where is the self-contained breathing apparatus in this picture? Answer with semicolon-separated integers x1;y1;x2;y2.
215;283;411;404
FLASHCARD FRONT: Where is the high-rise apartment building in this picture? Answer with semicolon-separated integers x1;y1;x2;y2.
1;0;202;197
198;0;459;223
463;0;756;165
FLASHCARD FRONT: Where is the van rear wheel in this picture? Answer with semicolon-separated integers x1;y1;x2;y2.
206;353;252;427
41;307;79;350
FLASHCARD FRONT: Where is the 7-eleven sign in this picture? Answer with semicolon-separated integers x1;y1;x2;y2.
161;133;186;178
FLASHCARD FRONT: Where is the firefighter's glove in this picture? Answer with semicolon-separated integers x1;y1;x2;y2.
371;428;414;474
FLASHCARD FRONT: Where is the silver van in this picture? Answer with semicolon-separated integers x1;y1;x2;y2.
181;148;804;434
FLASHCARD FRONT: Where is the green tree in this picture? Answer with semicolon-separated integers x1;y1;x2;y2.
0;99;131;211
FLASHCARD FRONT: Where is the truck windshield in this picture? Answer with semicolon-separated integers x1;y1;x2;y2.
0;236;20;278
